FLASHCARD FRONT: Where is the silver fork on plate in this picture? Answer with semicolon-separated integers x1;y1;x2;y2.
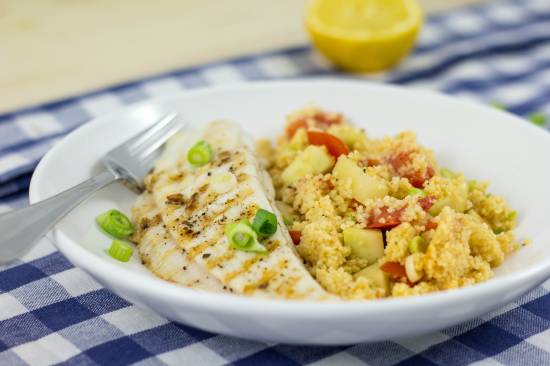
0;112;181;263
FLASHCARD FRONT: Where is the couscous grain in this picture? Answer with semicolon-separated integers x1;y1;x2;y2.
258;107;521;299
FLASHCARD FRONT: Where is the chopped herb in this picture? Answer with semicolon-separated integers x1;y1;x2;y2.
96;209;134;239
409;236;428;253
187;140;213;166
225;220;266;253
252;209;278;238
107;240;133;262
528;112;547;127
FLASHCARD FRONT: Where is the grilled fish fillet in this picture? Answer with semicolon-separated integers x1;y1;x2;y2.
146;120;330;300
131;192;225;292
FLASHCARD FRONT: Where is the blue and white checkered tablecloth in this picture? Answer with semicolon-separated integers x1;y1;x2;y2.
1;0;550;365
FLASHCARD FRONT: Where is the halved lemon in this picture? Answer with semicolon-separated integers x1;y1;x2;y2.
305;0;423;72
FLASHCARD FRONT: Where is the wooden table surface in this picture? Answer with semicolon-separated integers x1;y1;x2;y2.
0;0;487;114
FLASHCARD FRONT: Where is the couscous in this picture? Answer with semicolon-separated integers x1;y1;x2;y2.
257;107;521;299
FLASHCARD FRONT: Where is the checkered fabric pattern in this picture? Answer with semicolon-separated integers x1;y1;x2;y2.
1;0;550;364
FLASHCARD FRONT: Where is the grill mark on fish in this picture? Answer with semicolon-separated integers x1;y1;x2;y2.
221;241;280;284
273;274;302;299
185;192;200;212
132;211;161;243
242;267;279;295
242;258;288;294
187;226;226;259
237;173;249;183
168;171;186;182
183;157;244;215
139;214;162;231
165;193;186;205
188;157;248;209
198;183;209;194
223;254;268;284
165;211;195;241
138;224;225;291
178;153;248;216
265;240;280;252
175;187;254;241
186;190;222;217
182;188;219;217
205;249;236;270
192;188;254;232
217;150;233;165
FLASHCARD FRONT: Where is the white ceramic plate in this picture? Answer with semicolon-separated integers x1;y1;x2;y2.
30;80;550;345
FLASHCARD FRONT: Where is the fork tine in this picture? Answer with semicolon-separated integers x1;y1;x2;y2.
101;112;183;193
140;149;163;169
135;121;183;159
124;112;179;153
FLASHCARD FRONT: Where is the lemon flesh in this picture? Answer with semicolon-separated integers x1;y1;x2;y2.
306;0;423;72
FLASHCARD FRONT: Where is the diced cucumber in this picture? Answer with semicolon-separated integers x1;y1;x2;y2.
405;255;423;283
327;125;366;148
289;128;308;150
355;263;390;294
408;236;427;253
333;157;388;204
281;145;335;185
343;227;384;264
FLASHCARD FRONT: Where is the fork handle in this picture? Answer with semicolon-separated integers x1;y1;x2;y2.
0;170;118;263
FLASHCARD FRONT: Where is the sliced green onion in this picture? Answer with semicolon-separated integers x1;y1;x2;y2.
108;240;134;262
507;211;517;221
528;112;547;127
409;236;428;254
440;168;457;178
493;228;504;235
252;209;278;238
407;188;426;197
187;140;213;166
283;216;293;226
224;223;238;238
225;220;266;253
96;209;134;239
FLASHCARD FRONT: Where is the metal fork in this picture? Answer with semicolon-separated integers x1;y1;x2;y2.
0;113;181;263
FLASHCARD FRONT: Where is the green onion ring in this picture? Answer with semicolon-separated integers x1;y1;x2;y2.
187;140;213;166
96;209;134;239
252;209;278;238
107;240;134;262
225;220;266;253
